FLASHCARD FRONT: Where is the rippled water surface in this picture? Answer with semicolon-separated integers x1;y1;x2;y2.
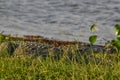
0;0;120;43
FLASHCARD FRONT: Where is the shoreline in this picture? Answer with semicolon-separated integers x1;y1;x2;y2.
0;34;116;57
1;33;103;47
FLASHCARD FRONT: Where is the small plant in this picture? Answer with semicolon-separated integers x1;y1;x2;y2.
89;24;97;45
89;24;98;54
0;33;11;43
110;24;120;53
0;33;5;43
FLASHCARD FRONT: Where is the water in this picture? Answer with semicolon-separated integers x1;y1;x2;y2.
0;0;120;44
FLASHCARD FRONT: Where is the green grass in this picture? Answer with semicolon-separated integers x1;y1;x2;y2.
0;51;120;80
1;24;120;80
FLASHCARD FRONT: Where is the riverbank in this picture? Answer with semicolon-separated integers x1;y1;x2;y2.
1;34;120;79
0;34;116;57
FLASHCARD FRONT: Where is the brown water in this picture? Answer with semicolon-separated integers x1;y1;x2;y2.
0;0;120;44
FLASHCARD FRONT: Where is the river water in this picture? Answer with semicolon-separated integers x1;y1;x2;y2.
0;0;120;44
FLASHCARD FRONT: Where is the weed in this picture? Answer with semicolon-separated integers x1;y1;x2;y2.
89;24;98;45
110;24;120;53
89;24;98;53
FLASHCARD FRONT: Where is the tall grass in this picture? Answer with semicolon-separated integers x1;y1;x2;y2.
1;24;120;79
0;50;120;80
